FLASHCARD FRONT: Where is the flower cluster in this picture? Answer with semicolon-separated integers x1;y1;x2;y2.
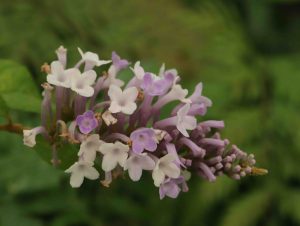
23;46;267;199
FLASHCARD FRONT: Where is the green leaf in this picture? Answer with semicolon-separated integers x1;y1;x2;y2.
0;133;61;194
0;60;41;114
1;93;41;113
0;95;9;117
32;137;79;170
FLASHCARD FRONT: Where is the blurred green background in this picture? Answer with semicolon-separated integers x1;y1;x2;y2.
0;0;300;225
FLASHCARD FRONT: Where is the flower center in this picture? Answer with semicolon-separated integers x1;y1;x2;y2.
82;119;91;128
76;81;84;89
112;148;120;155
86;141;94;148
131;156;140;164
57;73;66;82
118;99;126;107
138;134;145;141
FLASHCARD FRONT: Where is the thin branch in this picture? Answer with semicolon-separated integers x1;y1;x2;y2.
0;123;26;135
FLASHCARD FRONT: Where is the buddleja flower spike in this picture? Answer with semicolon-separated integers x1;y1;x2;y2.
24;46;267;199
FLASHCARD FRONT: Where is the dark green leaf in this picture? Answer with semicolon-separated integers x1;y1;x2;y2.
32;137;79;170
0;60;41;114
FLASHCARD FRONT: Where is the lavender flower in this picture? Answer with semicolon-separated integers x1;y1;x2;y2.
159;177;188;199
141;72;174;96
130;128;157;154
111;51;129;71
24;46;267;199
76;111;98;134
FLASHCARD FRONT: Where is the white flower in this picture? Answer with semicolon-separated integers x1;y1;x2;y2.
102;70;124;88
124;153;155;181
99;141;129;172
78;48;111;70
152;154;181;187
108;85;139;115
154;84;191;109
65;161;99;188
47;61;74;88
71;69;97;97
130;61;145;80
176;104;197;137
23;127;45;148
78;134;103;162
169;85;191;103
102;110;118;126
23;130;37;147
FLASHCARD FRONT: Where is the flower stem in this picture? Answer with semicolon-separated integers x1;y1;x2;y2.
0;123;26;135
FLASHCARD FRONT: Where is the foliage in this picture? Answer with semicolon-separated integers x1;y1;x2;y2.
0;60;40;116
0;0;299;226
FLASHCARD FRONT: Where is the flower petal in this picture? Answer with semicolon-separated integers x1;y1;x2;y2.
131;61;145;80
177;124;189;137
160;153;176;164
152;168;165;187
117;152;129;167
108;84;123;101
46;74;59;86
77;86;94;97
123;87;138;102
140;155;155;170
98;142;114;155
102;154;118;172
83;70;97;85
182;116;197;130
132;141;144;154
161;182;180;199
51;61;64;75
83;167;99;180
144;139;157;152
78;149;96;162
109;101;122;114
161;162;180;179
96;60;112;67
128;165;143;181
121;102;137;115
70;172;84;188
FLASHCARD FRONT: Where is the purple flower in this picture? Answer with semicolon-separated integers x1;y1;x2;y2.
141;73;174;96
76;111;98;134
159;177;188;199
28;46;265;194
111;51;129;71
130;128;157;154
